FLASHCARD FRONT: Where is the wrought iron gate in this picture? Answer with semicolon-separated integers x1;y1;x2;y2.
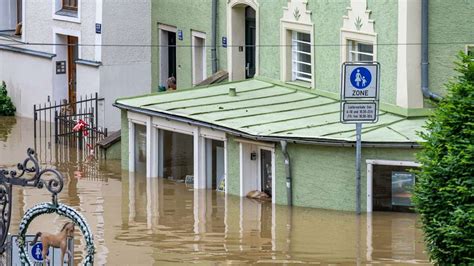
33;93;108;155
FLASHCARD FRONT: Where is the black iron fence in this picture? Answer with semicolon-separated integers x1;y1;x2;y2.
33;93;107;156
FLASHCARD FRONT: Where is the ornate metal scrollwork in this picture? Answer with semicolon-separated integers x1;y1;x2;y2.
0;148;64;253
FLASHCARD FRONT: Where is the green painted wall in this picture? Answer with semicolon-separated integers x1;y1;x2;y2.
429;0;474;96
258;0;398;104
149;0;473;107
276;144;417;211
121;110;129;170
225;136;418;211
151;0;227;90
226;136;240;196
367;0;398;105
105;140;122;160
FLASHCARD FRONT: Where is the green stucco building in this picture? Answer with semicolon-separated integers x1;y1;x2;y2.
115;0;474;212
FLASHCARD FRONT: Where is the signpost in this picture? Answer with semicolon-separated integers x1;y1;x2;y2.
8;235;74;265
340;62;380;214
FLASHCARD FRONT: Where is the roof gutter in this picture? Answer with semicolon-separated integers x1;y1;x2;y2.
113;102;422;149
421;0;442;101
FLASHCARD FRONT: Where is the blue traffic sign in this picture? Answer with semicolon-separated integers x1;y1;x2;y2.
342;62;379;100
350;67;372;89
31;243;48;261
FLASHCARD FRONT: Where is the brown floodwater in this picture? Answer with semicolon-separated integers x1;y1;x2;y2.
0;117;431;265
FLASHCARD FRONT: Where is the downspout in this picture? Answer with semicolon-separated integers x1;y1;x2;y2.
211;0;218;74
280;141;292;206
421;0;442;101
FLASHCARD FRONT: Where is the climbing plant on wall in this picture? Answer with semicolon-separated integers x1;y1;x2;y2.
413;52;474;264
0;81;16;116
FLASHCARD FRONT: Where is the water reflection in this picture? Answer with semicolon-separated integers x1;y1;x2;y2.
1;117;430;265
122;173;429;265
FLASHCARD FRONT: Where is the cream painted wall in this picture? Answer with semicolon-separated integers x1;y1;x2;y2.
396;0;423;108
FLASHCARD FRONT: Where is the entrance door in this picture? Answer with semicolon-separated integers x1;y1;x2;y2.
260;149;272;196
168;32;177;80
67;36;78;106
245;6;256;79
192;32;206;85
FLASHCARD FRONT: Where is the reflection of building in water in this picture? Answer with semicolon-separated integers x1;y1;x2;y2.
122;176;428;263
367;213;426;262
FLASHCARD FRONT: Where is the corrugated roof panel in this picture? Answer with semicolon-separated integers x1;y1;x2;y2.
146;90;313;116
120;79;271;107
219;102;339;129
193;97;335;121
155;86;293;111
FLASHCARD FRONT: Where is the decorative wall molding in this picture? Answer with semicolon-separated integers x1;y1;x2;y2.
342;0;375;34
282;0;312;24
227;0;258;9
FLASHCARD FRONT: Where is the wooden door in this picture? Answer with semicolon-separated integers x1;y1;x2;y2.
67;36;78;108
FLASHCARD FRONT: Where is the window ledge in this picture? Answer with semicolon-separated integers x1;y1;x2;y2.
286;80;312;89
53;9;80;23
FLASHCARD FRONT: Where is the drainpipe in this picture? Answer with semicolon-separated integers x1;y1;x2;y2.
280;141;292;206
211;0;218;74
421;0;442;101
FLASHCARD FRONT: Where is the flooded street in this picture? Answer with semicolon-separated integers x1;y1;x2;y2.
0;117;430;265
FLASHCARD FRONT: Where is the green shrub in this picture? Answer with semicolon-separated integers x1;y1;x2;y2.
413;52;474;264
0;81;16;116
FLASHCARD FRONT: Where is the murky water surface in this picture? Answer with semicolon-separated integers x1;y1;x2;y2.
0;117;430;265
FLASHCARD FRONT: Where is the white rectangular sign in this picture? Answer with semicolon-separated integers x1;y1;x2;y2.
342;63;379;100
8;235;73;266
341;102;378;123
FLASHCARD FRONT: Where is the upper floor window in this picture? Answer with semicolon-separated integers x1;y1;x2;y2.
62;0;78;11
292;31;312;83
348;40;374;62
53;0;80;22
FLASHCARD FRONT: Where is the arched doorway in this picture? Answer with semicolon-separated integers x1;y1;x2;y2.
227;1;258;81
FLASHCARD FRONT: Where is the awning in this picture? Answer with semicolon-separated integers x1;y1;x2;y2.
115;79;428;146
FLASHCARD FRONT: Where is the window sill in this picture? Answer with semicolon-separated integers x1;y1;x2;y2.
53;9;80;23
286;80;312;89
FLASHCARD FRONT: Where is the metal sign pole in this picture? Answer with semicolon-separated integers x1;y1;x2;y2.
355;123;362;215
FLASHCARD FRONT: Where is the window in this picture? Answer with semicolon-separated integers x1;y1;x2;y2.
348;40;374;62
291;31;312;82
62;0;78;10
467;45;474;57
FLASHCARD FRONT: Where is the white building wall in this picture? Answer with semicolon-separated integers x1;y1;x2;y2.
0;0;151;131
0;51;53;118
99;0;152;131
23;0;97;61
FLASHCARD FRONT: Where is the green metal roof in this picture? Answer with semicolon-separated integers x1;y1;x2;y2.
116;79;427;144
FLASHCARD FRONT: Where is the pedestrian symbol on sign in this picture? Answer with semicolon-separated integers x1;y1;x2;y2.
31;242;48;261
350;67;372;89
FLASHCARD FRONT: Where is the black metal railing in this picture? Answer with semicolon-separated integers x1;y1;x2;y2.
33;93;107;155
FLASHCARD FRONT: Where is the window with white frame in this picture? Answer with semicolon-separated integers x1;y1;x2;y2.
348;40;374;62
467;45;474;57
291;31;312;82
